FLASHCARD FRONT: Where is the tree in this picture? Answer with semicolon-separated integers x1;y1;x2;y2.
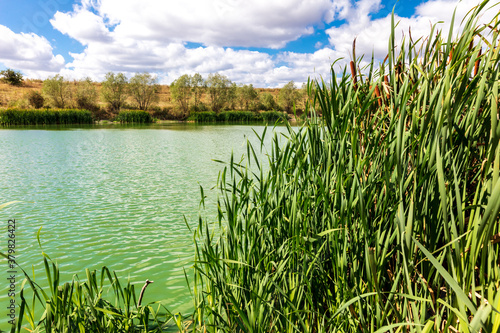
129;72;159;111
75;77;99;110
191;73;205;110
278;81;299;113
42;74;71;108
0;68;23;86
260;92;278;111
238;84;258;110
206;73;232;113
101;72;128;112
170;74;192;115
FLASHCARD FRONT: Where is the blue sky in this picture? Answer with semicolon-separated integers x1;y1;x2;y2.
0;0;495;87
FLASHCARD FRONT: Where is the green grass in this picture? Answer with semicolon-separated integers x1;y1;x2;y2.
115;110;154;123
0;109;93;125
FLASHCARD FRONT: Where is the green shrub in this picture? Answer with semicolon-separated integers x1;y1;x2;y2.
115;110;153;123
27;90;45;109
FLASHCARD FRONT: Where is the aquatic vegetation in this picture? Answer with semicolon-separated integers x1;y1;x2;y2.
7;1;500;332
0;109;93;125
192;110;289;123
115;110;154;123
192;2;500;332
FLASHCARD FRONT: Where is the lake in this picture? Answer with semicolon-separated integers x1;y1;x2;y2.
0;123;282;327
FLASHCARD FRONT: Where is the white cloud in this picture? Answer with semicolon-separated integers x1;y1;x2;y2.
46;0;346;86
87;0;337;49
50;7;112;45
2;0;498;86
0;25;65;77
326;0;498;62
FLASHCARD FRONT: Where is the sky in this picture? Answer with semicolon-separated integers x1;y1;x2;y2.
0;0;497;87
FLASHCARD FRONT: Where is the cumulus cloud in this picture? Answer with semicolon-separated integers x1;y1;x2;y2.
86;0;337;49
0;25;65;77
50;7;112;45
46;0;346;86
2;0;498;86
326;0;498;61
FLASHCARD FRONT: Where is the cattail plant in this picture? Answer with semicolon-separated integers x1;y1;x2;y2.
192;1;500;332
0;109;93;125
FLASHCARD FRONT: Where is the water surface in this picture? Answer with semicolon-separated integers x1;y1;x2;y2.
0;123;282;327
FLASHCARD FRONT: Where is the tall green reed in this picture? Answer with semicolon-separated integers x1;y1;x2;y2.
192;2;500;332
191;111;289;123
11;254;190;332
0;109;93;125
115;110;154;123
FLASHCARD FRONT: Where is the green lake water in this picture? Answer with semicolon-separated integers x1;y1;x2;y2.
0;123;282;328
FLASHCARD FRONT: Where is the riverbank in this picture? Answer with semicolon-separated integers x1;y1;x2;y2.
0;108;296;125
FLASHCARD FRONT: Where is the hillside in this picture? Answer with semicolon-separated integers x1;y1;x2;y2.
0;80;301;114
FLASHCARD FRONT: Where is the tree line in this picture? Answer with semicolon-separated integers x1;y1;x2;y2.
1;68;308;119
171;73;306;116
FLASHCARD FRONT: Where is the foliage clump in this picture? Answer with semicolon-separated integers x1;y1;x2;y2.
42;74;71;108
27;90;44;109
75;77;99;111
0;68;23;86
101;72;128;113
129;72;160;111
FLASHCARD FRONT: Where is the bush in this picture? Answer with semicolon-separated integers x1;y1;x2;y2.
0;68;23;86
115;110;153;123
27;90;45;109
7;98;30;109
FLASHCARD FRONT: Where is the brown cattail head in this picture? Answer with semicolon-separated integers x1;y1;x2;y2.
350;61;358;89
474;48;482;77
384;75;390;99
374;85;382;107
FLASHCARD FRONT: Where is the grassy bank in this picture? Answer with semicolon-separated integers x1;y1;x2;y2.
8;1;500;332
0;109;93;125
